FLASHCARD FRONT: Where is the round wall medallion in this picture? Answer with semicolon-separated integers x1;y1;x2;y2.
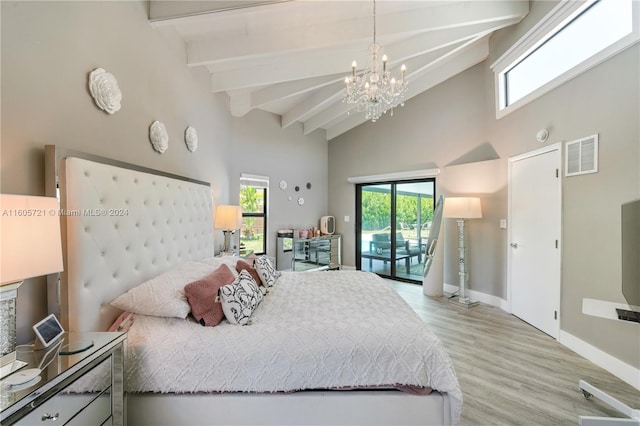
149;121;169;153
185;126;198;152
88;68;122;114
279;180;288;190
297;197;305;206
306;182;312;190
295;186;300;192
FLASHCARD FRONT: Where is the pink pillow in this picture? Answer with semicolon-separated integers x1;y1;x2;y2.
184;264;236;326
236;259;262;286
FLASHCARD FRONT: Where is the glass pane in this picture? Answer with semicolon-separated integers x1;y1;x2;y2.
240;216;264;255
240;185;264;214
395;182;434;281
506;0;632;106
360;184;392;276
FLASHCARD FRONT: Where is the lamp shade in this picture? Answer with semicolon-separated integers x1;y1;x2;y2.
214;205;242;230
443;197;482;219
0;194;64;285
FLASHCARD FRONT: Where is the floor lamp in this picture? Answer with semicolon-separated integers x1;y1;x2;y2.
214;205;243;255
0;194;63;378
443;197;482;308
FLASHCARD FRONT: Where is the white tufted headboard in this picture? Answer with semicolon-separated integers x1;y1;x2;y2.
59;156;214;332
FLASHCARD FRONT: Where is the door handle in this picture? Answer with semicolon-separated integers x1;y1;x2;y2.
510;243;519;248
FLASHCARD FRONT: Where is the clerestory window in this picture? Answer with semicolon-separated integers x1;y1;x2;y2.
492;0;638;118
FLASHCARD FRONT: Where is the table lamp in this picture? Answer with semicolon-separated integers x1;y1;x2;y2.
214;205;242;255
0;194;63;378
443;197;482;308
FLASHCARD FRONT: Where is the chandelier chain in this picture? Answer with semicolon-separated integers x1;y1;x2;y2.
373;0;376;46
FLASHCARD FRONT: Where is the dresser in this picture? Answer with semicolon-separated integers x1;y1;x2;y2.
292;234;341;271
0;332;125;426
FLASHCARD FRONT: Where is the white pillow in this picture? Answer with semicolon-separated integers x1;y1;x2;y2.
254;255;281;287
218;270;263;325
198;256;240;278
111;261;215;318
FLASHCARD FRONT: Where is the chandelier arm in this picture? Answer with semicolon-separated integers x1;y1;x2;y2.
343;0;407;123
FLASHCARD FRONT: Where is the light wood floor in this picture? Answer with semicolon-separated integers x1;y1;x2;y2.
386;280;640;425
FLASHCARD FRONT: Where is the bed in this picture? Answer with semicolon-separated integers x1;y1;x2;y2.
45;145;462;425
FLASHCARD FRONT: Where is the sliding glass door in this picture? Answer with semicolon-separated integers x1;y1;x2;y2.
356;179;435;282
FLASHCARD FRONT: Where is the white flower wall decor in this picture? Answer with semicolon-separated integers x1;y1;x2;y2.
185;126;198;152
149;121;169;153
88;68;122;114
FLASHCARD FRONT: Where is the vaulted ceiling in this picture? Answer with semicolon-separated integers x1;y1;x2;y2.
149;1;529;140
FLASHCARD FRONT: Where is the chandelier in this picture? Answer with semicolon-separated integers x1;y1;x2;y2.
343;0;407;122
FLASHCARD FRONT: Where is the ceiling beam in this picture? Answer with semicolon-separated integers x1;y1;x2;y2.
277;18;518;127
325;37;490;140
187;1;528;67
281;82;346;128
301;38;474;135
207;16;520;93
149;1;292;26
228;74;340;117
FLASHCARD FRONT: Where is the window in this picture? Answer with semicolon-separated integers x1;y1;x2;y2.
239;174;268;255
492;0;638;117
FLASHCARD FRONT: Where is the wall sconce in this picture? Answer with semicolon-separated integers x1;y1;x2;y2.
0;195;63;378
443;197;482;308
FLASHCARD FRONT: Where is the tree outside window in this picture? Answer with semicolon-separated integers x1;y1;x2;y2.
240;183;267;255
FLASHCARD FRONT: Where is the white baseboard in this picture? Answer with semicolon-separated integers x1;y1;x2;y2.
443;284;639;391
443;283;510;312
559;330;640;391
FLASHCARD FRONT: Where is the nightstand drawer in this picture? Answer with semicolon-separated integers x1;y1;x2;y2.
16;357;112;425
66;388;111;426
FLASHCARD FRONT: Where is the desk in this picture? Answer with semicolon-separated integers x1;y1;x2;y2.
361;251;411;273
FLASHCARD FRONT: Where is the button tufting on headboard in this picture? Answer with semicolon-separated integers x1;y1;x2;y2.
63;157;214;332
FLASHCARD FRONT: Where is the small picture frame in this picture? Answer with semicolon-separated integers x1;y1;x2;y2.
33;314;64;350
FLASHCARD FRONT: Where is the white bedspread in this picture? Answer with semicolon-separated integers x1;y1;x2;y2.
124;270;462;422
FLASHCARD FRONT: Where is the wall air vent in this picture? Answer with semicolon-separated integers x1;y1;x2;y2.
565;134;598;177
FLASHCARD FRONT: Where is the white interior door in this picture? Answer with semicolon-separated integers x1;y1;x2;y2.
508;144;561;339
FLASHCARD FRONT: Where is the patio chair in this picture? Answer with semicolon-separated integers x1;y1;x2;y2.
396;232;422;263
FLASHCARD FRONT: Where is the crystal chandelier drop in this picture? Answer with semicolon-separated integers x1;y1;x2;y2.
343;0;408;122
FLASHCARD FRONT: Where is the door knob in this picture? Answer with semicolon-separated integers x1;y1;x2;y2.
510;243;518;248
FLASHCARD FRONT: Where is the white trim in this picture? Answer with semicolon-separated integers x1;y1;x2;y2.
507;143;563;339
492;0;640;119
560;330;640;391
443;283;510;312
347;168;440;184
491;0;590;73
240;173;270;189
439;285;640;391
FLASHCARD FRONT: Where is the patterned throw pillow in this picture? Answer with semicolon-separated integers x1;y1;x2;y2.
254;255;281;287
218;270;263;325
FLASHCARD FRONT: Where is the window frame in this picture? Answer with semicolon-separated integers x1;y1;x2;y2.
491;0;639;119
240;174;269;256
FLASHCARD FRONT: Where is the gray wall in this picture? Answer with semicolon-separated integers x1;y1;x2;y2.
228;111;328;257
329;0;639;368
1;1;327;343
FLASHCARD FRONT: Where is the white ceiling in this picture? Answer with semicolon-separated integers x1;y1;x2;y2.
149;1;529;140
